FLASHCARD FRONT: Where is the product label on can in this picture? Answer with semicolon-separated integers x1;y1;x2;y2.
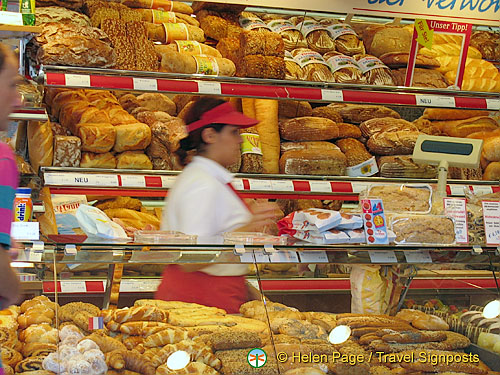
241;133;263;155
326;54;361;73
163;22;189;43
293;49;328;69
326;23;357;40
357;56;388;73
296;19;327;37
175;40;203;55
267;19;297;33
152;9;176;24
150;0;173;11
239;14;271;30
194;55;219;75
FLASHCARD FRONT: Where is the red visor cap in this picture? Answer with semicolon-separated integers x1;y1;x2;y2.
186;102;259;133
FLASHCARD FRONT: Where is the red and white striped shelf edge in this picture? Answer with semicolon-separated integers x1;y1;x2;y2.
43;171;500;200
8;107;48;121
41;278;499;294
43;71;500;111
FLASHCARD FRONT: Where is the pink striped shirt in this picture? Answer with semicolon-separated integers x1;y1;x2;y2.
0;142;19;249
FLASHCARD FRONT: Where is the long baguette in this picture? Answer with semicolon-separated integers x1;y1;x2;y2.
155;42;221;58
146;23;205;43
255;99;280;174
158;50;235;76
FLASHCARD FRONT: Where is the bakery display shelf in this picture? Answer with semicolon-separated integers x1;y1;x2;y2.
0;24;41;39
41;167;500;199
8;107;48;121
38;66;500;110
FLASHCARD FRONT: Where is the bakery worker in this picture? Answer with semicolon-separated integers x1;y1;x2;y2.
156;97;279;313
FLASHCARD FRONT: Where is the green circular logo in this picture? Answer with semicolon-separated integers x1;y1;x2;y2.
247;348;267;368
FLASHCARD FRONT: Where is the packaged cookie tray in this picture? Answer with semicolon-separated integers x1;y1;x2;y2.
133;230;197;244
223;232;289;245
389;214;456;245
360;183;433;214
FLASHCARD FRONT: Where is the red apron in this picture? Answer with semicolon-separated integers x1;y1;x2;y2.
155;183;250;314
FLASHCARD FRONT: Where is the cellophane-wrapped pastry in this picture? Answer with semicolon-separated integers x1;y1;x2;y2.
265;15;307;51
320;19;365;55
324;51;364;84
290;16;335;54
354;54;395;86
290;48;334;82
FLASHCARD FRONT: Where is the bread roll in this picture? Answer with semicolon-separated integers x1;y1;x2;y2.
255;99;280;174
337;123;362;139
424;108;490;121
335;138;372;167
157;42;221;57
146;22;205;43
280;141;339;154
279;117;339;141
116;151;153;170
136;93;176;115
280;149;346;175
158;49;235;76
433;116;499;138
80;152;117;168
278;101;312;118
483;136;500;161
77;123;116;153
114;123;152;153
28;121;53;172
483;162;500;181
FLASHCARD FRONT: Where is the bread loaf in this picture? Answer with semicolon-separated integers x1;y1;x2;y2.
327;104;400;124
337;123;362;139
433;116;499;138
116;151;153;170
28;121;53;172
419;43;482;59
423;108;490;121
50;90;88;118
266;17;307;51
196;10;242;41
137;9;199;26
77;123;116;153
289;48;334;82
107;107;137;126
255;99;280;174
239;30;284;57
80;152;117;169
146;22;205;43
483;136;500;162
367;131;420;155
380;52;440;68
360;117;417;138
335;138;373;167
467;128;500;140
52;136;81;167
280;141;339;154
135;94;176;116
457;76;500;93
60;104;111;135
392;68;448;89
355;54;395;86
363;25;412;57
470;30;500;61
279;117;339;141
237;55;286;79
114;123;152;153
311;106;342;123
278;101;312;118
484;162;500;181
158;41;221;57
158;50;236;76
280;149;346;175
378;156;437;179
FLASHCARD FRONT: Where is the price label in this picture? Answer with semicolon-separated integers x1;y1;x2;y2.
482;200;500;245
247;279;259;290
133;77;158;91
161;176;176;188
270;250;299;263
486;98;500;111
11;222;39;240
271;180;295;192
239;251;255;263
234;244;245;255
449;185;466;196
444;198;468;243
309;181;332;193
416;95;455;107
64;244;77;255
472;186;493;196
121;175;146;187
144;279;161;290
321;89;343;102
231;179;244;190
248;179;273;191
299;250;329;263
68;174;119;187
253;250;271;263
351;183;369;194
28;251;42;262
368;250;397;263
60;281;86;293
31;241;44;252
65;74;91;87
404;250;432;263
198;81;221;95
263;244;276;254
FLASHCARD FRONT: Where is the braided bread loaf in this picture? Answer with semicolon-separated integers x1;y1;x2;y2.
113;306;168;324
143;328;190;348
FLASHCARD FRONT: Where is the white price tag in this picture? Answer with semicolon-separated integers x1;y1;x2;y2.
120;175;146;187
321;89;343;102
161;176;176;188
119;280;138;292
0;11;24;25
253;250;271;263
239;251;255;263
299;250;329;263
263;244;276;254
443;198;469;243
449;185;466;196
248;179;272;191
28;251;42;262
231;179;244;190
68;174;119;187
270;250;299;263
486;98;500;111
144;279;161;290
482;201;500;245
234;244;245;255
416;95;455;108
65;74;91;87
271;180;295;192
133;77;158;91
247;279;259;290
64;244;77;255
309;181;332;193
11;222;39;241
60;281;86;293
472;186;493;196
198;81;221;95
351;183;369;194
404;250;432;263
31;241;44;252
368;250;397;263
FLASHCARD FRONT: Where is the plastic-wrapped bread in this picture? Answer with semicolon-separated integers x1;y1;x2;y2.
146;23;205;43
122;0;193;14
378;156;437;179
323;51;364;84
280;141;339;154
290;48;334;82
354;54;395;86
279;117;339;142
390;215;455;245
280;149;347;175
28;121;53;172
266;18;307;51
320;19;365;56
157;42;221;57
254;99;280;174
158;49;236;76
290;17;335;54
238;12;271;33
137;9;199;26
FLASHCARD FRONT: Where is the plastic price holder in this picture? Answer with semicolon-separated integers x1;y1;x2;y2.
198;81;221;95
271;180;294;192
321;89;343;102
31;241;44;252
233;244;246;255
270;250;299;263
472;245;483;255
133;77;158;91
254;250;271;263
60;281;86;293
368;250;397;263
64;244;77;256
299;251;329;263
65;74;91;87
231;179;244;190
404;250;432;263
263;244;276;255
121;175;146;187
161;176;176;188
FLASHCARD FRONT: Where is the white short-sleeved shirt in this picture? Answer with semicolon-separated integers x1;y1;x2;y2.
161;156;251;276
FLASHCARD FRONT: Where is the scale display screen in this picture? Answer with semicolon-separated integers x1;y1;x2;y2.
421;140;473;156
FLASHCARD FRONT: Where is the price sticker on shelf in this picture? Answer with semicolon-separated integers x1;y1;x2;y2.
65;74;91;87
27;250;42;262
486;98;500;111
197;81;221;95
161;175;176;188
271;180;295;192
309;181;332;193
120;175;146;188
472;185;493;196
321;89;343;102
119;280;143;292
133;77;158;91
31;241;44;252
351;183;369;194
231;179;244;191
416;95;455;108
248;179;272;191
404;250;432;263
449;185;466;196
64;244;77;256
11;222;39;241
60;281;86;293
368;250;397;263
239;251;255;263
270;250;299;263
299;250;329;263
253;250;271;263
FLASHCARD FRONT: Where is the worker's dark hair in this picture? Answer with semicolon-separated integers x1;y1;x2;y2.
176;97;228;166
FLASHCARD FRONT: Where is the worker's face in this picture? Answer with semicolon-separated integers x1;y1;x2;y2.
0;53;22;130
203;125;242;167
